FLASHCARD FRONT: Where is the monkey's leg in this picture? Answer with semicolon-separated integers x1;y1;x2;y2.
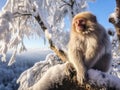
92;53;112;72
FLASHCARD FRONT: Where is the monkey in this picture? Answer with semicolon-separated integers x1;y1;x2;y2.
68;12;112;85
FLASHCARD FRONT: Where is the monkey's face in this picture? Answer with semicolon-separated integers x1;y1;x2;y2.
72;12;97;35
74;18;86;33
74;18;96;34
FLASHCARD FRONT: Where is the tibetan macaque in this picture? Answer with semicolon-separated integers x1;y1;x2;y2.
68;12;112;85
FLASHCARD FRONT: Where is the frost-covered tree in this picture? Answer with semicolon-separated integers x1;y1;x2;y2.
0;0;93;65
1;0;120;90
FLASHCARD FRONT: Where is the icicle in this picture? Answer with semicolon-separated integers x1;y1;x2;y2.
19;42;27;53
1;43;8;62
8;49;17;66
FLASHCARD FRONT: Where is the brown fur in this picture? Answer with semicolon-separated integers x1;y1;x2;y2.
68;12;112;85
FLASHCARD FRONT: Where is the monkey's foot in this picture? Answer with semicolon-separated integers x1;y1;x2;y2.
77;73;86;85
65;62;76;76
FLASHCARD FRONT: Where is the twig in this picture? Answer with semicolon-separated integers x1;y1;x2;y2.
61;0;72;6
13;12;32;17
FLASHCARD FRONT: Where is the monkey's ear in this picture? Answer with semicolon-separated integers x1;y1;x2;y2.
91;15;97;22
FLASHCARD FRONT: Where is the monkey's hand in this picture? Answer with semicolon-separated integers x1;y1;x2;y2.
77;69;86;85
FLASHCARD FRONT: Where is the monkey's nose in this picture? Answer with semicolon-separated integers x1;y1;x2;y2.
79;19;86;25
78;20;86;29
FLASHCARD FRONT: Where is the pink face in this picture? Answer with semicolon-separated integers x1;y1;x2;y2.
74;18;86;32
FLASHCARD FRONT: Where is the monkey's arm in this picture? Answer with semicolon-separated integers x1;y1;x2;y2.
68;47;86;84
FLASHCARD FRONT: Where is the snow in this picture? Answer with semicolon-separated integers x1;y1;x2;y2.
17;53;62;90
109;12;120;24
88;69;120;89
17;53;120;90
0;49;52;90
29;62;68;90
0;0;95;65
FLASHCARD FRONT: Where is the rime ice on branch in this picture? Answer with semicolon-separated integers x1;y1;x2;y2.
17;53;120;90
0;0;94;65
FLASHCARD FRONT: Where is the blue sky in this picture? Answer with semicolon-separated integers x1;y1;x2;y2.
0;0;6;9
88;0;115;28
0;0;116;48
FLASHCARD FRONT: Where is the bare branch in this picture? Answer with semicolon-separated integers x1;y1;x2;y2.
61;0;72;6
34;15;47;31
60;3;71;8
70;0;75;16
49;39;67;62
14;12;32;16
34;15;67;62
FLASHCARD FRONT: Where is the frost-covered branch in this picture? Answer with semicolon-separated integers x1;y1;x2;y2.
108;0;120;56
0;0;93;65
33;10;67;62
17;54;120;90
13;12;32;17
30;65;120;90
34;15;47;31
109;0;120;42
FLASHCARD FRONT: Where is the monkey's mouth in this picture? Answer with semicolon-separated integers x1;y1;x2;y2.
78;24;86;30
77;19;86;30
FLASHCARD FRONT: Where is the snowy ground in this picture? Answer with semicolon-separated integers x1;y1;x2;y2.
0;49;52;90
